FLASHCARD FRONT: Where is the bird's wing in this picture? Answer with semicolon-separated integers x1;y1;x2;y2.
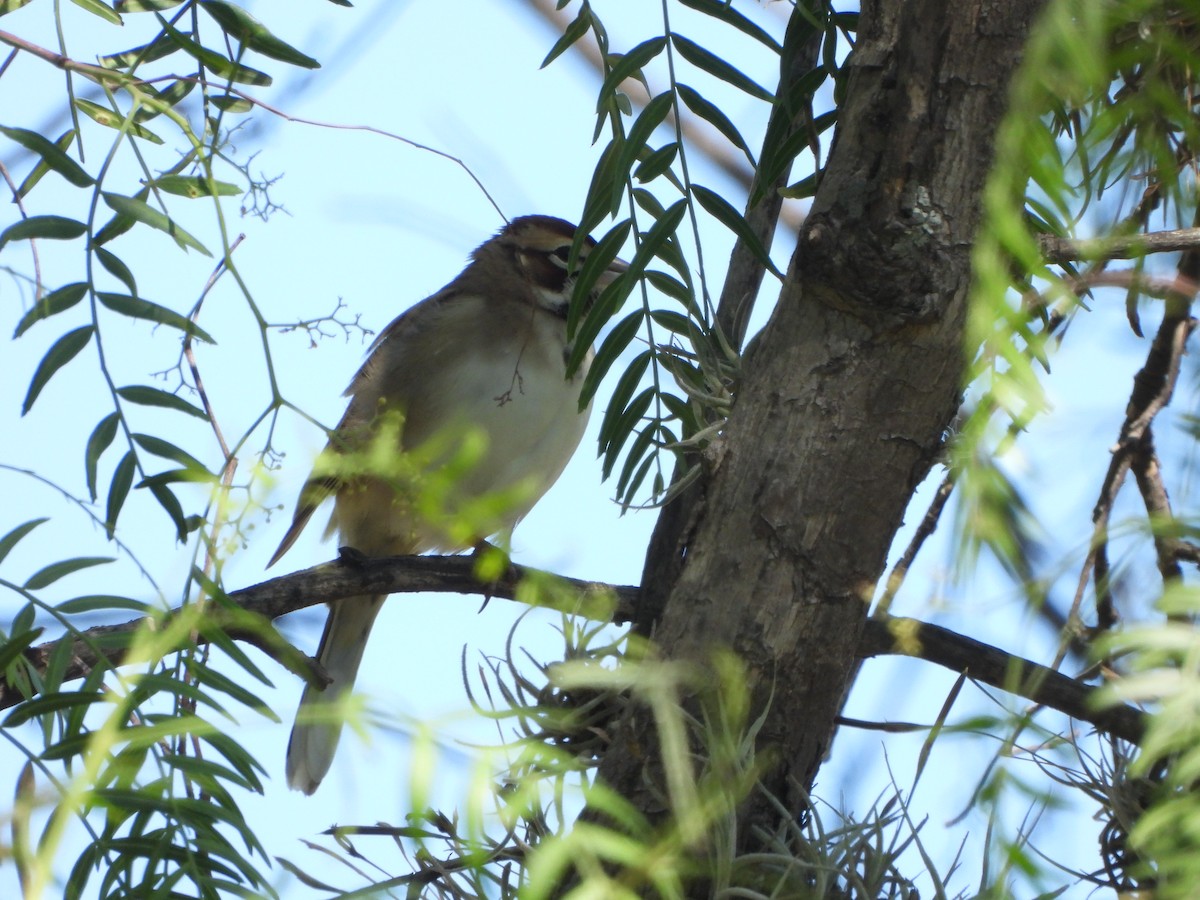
268;289;461;569
267;471;339;568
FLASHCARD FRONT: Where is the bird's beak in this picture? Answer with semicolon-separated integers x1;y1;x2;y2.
596;256;630;290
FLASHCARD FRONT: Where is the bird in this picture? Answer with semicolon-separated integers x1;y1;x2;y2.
269;215;628;794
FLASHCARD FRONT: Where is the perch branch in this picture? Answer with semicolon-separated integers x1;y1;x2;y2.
0;557;1146;746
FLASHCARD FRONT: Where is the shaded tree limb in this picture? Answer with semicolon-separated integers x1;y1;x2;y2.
0;555;1145;746
1040;227;1200;264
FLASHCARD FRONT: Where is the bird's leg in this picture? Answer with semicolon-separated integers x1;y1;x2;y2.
472;539;517;612
337;545;370;567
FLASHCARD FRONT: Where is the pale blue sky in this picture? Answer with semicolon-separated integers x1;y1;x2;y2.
0;1;1171;895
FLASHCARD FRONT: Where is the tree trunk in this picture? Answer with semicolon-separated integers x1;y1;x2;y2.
600;0;1048;850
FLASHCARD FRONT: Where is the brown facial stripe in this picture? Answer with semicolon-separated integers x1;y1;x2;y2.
520;250;571;296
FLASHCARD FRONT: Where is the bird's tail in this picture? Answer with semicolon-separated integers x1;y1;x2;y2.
286;594;385;794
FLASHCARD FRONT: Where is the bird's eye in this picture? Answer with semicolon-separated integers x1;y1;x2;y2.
549;245;572;268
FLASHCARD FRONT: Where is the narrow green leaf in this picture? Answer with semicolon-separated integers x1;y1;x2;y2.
148;174;242;198
132;433;210;474
106;451;137;538
134;78;194;121
601;349;652;442
114;0;183;11
98;30;183;68
677;83;755;166
569;217;632;338
0;216;87;253
0;630;42;680
199;1;320;69
599;37;667;110
93;187;148;246
69;0;122;25
86;413;120;501
98;292;215;344
670;33;775;102
0;519;49;566
616;423;658;497
4;692;105;728
692;184;783;279
100;192;212;256
56;594;152;615
621;92;674;179
148;482;188;541
209;93;253;114
676;0;781;51
22;327;94;415
634;143;679;183
602;387;655;478
158;18;273;86
73;99;164;144
117;385;206;419
1;125;92;190
24;556;115;590
581;310;644;408
16;131;76;200
95;247;137;296
13;282;88;338
541;2;591;68
0;0;36;16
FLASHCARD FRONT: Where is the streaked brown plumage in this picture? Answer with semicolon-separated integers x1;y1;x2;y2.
270;216;625;793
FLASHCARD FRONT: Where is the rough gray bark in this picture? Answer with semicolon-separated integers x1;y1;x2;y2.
599;0;1049;849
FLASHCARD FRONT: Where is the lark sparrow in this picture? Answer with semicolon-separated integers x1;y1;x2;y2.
270;215;627;794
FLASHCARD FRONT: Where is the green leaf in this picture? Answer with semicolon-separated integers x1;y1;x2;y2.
24;556;115;591
106;451;137;538
602;387;655;479
0;631;42;682
100;192;211;256
114;0;183;11
158;18;273;86
117;385;206;419
98;292;215;344
581;310;644;408
86;413;121;501
94;187;147;246
134;78;194;121
541;2;591;68
670;33;775;102
132;433;210;475
99;31;183;68
148;482;188;541
0;216;87;253
199;1;320;69
0;519;49;566
22;327;94;415
69;0;122;25
73;99;164;144
209;93;253;114
599;37;667;110
57;594;152;614
16;130;76;200
634;143;680;183
621;91;674;172
691;184;783;279
3;692;105;728
0;0;36;16
677;83;756;166
0;125;93;187
95;247;138;296
13;282;88;338
676;0;781;52
148;174;242;198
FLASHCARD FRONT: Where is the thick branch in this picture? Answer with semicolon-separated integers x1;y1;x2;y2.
0;557;1146;747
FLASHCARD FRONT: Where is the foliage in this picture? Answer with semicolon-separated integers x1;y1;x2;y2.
4;0;1200;897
